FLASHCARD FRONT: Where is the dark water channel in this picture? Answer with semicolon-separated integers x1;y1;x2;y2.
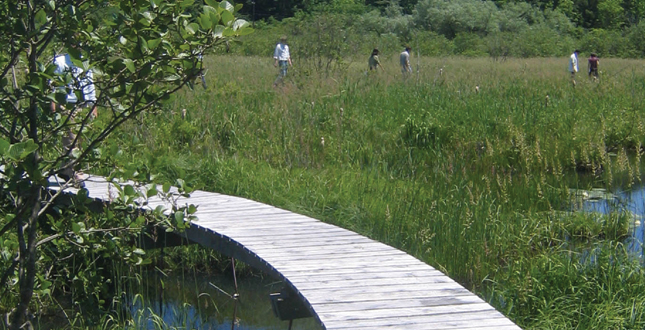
130;272;322;330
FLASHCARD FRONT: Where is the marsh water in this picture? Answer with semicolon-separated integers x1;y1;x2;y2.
130;272;322;330
578;182;645;257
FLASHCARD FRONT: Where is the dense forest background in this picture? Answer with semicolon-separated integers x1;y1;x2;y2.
224;0;645;59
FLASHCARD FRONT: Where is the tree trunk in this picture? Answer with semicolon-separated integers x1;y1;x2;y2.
9;184;42;330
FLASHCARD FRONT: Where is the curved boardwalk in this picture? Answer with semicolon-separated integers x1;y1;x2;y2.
60;174;521;330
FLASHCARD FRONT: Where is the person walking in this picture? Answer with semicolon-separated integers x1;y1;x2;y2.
588;52;600;81
273;36;292;87
51;51;97;186
368;48;384;72
400;46;412;78
568;49;580;86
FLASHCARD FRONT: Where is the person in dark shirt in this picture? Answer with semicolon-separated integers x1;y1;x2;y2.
588;53;600;81
368;48;384;72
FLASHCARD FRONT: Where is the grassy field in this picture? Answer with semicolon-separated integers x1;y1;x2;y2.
102;55;645;329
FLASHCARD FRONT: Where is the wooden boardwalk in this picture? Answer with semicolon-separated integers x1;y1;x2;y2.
58;174;521;330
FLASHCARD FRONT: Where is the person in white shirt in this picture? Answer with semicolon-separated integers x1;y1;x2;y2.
51;51;97;186
273;36;292;87
400;46;412;78
568;49;580;86
52;53;97;114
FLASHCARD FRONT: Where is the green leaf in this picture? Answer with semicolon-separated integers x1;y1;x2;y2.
147;185;158;198
0;138;9;155
124;185;135;196
188;204;197;214
123;59;135;73
34;9;48;28
180;0;195;9
199;13;213;29
72;222;81;234
133;248;146;255
221;10;234;25
185;23;199;35
119;36;127;45
233;19;250;31
40;279;52;290
68;48;82;63
223;27;234;37
140;11;154;25
236;26;254;36
220;1;234;12
135;216;145;225
147;38;161;50
139;36;149;54
162;183;171;193
213;25;225;38
174;211;184;223
204;0;218;7
7;139;38;161
138;258;152;265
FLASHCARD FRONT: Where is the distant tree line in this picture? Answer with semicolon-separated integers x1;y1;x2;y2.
237;0;645;30
228;0;645;59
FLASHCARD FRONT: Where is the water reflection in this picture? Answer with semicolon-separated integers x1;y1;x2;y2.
130;272;321;330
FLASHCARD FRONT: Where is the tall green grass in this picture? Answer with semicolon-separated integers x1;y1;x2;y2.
100;55;645;329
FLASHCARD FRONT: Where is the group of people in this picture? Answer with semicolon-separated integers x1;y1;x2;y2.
273;38;600;85
568;49;601;85
368;46;413;77
271;36;416;85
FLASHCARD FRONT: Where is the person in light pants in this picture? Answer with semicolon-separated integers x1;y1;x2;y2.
400;46;412;79
568;49;580;86
273;36;292;87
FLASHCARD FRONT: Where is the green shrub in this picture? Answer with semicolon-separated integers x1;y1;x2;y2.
401;114;451;149
453;32;487;56
580;28;632;57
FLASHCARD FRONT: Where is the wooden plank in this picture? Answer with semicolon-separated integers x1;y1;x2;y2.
321;315;517;329
279;262;434;277
288;274;457;291
271;257;430;272
258;248;407;262
244;241;391;257
193;207;291;218
311;294;488;313
244;245;391;259
194;220;342;232
197;204;280;217
193;212;309;222
317;302;496;322
269;253;421;268
278;268;445;282
297;281;467;296
297;288;474;305
193;213;314;223
231;235;377;248
339;326;520;330
218;229;361;241
319;312;518;329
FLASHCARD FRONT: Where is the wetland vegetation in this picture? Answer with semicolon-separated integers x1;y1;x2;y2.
99;55;645;329
4;0;645;329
